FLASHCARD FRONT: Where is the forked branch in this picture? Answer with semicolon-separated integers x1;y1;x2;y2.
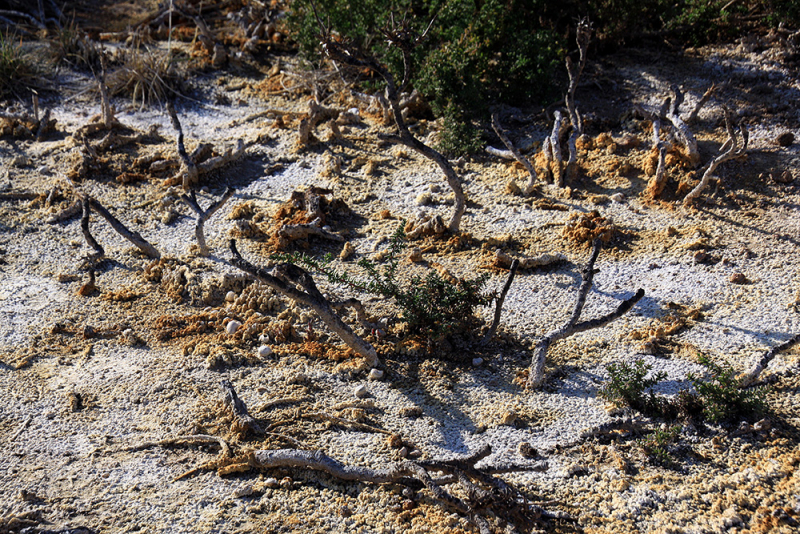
181;187;235;255
527;240;644;388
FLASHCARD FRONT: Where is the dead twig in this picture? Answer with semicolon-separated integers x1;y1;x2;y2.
220;379;263;437
491;111;538;196
480;259;518;346
739;333;800;387
230;239;379;367
667;85;700;167
320;16;465;233
564;20;592;185
527;240;644;388
167;101;198;190
302;412;391;435
181;187;235;255
683;108;748;206
86;197;160;258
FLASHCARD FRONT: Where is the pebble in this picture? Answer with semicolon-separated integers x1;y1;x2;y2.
226;319;242;335
264;477;279;489
730;272;749;284
368;368;384;380
775;132;794;146
610;192;625;202
472;357;483;367
773;170;794;184
225;291;236;302
258;345;273;358
233;484;255;498
353;385;369;398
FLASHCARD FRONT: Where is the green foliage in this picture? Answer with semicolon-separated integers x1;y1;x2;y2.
687;355;767;423
638;424;681;466
599;360;668;417
273;223;493;340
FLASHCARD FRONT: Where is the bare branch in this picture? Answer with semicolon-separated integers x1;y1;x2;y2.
480;259;518;346
86;197;160;258
527;240;644;388
229;240;378;367
181;187;235;255
220;379;263;436
667;85;700;166
491;111;537;195
167;101;198;190
739;332;800;387
564;20;592;184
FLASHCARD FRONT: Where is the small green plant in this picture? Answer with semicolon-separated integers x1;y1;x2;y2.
688;355;767;423
272;223;492;341
638;424;681;466
599;359;668;417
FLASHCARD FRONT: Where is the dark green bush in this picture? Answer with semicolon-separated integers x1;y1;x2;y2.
599;359;668;417
687;355;767;423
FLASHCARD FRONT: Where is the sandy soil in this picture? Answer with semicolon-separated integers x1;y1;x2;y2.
1;7;800;534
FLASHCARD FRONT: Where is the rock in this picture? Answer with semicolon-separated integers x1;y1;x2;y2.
730;272;749;284
472;357;483;367
257;345;273;358
264;477;279;489
353;384;369;398
399;406;423;418
610;192;625;202
368;368;384;380
407;247;423;262
233;484;255;498
773;170;794;184
500;410;517;426
415;191;432;206
226;319;242;335
518;442;538;459
775;132;794;146
225;291;236;302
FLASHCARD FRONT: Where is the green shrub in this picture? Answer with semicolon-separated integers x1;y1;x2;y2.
599;359;668;417
0;31;34;97
687;355;767;423
638;424;681;466
273;223;493;341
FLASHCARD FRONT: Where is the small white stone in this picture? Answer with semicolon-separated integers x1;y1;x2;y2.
369;368;384;380
610;192;625;202
258;345;273;358
354;385;369;398
259;334;270;343
225;291;236;302
233;484;254;498
472;357;484;367
226;319;242;335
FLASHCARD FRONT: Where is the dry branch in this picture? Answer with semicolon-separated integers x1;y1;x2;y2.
686;84;716;124
249;444;561;533
547;111;566;186
320;18;465;233
181;187;235;255
80;198;104;256
86;197;160;258
220;379;263;436
564;20;592;185
167;101;198;190
739;332;800;387
490;111;537;195
646;114;669;198
527;240;644;388
492;249;566;270
229;240;379;367
480;259;518;346
683;109;748;206
667;86;700;167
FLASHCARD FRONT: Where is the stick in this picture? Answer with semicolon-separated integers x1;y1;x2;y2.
480;259;518;346
181;187;235;255
230;240;378;367
46;199;81;223
739;333;800;387
686;84;716;124
527;240;644;388
8;415;33;443
491;112;537;195
548;111;566;186
87;197;160;258
220;379;263;436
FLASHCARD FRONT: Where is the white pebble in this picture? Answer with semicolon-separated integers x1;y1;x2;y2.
233;484;254;498
225;291;236;302
369;368;384;380
610;192;625;202
259;334;270;343
226;320;242;335
354;385;369;398
472;357;484;367
258;345;273;358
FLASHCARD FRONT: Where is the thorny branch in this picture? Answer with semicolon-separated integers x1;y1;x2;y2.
181;187;235;255
527;240;644;388
229;239;379;367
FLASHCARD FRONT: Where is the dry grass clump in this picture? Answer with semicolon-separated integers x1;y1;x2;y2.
0;31;41;97
106;45;185;107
